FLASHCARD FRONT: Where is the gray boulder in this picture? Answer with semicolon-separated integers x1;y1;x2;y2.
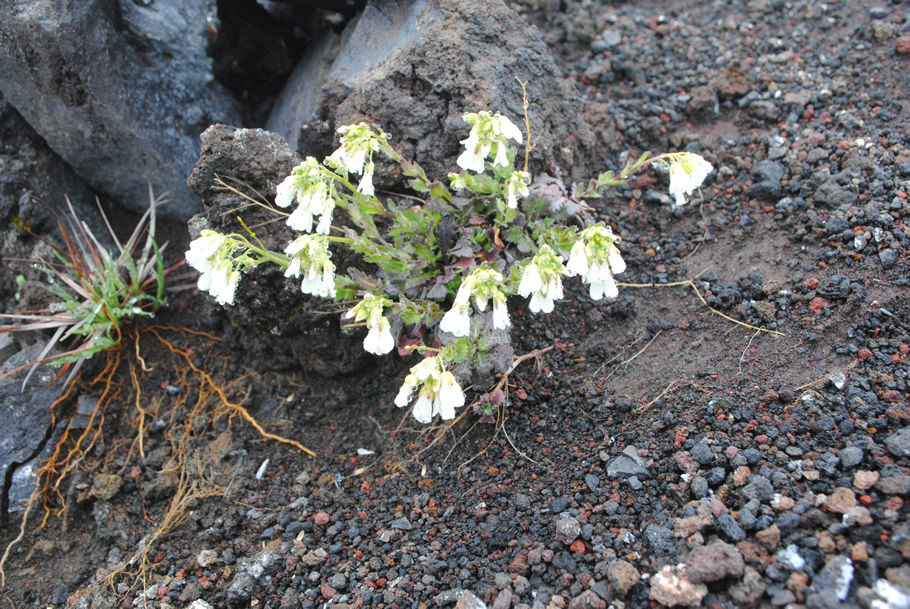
267;0;594;182
0;0;242;220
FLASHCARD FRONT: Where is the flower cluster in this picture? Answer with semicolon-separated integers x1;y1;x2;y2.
439;267;510;337
185;230;239;305
565;225;626;300
665;152;714;208
328;123;383;196
275;157;336;234
345;294;395;355
518;245;566;314
394;355;465;423
284;234;336;298
457;111;524;173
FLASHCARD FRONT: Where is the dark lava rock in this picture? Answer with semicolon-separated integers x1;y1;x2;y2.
606;455;650;480
267;0;595;183
644;524;676;556
742;475;774;503
0;345;66;512
813;180;857;209
717;513;746;542
0;0;241;219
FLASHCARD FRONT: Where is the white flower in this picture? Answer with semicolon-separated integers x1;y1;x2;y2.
208;259;239;306
411;390;435;424
529;275;563;314
565;240;589;277
519;245;566;314
185;230;226;275
566;225;626;301
345;293;395;355
492;114;523;144
363;313;394;355
394;357;465;424
284;234;336;298
439;301;471;337
457;131;489;173
587;262;618;300
667;152;713;207
358;161;375;197
436;371;465;420
492;293;510;329
505;171;530;209
275;175;297;208
518;262;542;297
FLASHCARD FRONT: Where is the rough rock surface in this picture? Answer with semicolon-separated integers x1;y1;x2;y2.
186;124;370;376
0;0;242;220
267;0;595;182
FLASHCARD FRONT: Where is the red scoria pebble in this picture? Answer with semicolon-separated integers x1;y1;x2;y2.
314;512;330;525
858;349;874;361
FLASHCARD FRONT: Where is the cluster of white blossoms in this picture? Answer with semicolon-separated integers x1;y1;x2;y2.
565;224;626;300
284;234;336;298
457;111;524;173
394;355;466;424
345;293;394;355
665;152;714;208
518;245;566;314
185;230;240;305
275;157;337;234
439;267;510;337
328;123;382;197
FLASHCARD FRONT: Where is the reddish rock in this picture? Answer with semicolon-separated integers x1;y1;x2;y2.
858;348;874;360
686;542;744;583
569;539;586;554
854;470;880;491
607;559;640;595
755;524;781;550
809;297;829;313
314;512;331;525
649;565;707;607
897;36;910;54
825;488;857;513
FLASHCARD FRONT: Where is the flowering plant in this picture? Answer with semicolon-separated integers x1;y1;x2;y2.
186;110;712;425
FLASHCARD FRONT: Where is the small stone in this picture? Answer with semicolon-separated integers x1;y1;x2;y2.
844;506;873;526
742;475;774;502
196;549;219;568
838;446;864;468
391;517;412;530
852;542;869;561
755;524;781;549
776;544;806;571
585;473;600;492
607;455;650;479
729;567;766;608
601;28;622;48
877;474;910;496
880;248;899;269
645;524;677;556
717;513;746;542
554;515;581;545
91;473;123;501
455;590;488;609
649;565;707;607
491;588;512;609
686;542;744;583
825;488;857;513
673;451;699;472
898;36;910;54
690;442;714;465
567;590;606;609
607;560;640;595
853;470;880;491
674;514;712;538
885;426;910;457
811;555;854;601
733;466;751;486
772;494;795;511
313;512;330;526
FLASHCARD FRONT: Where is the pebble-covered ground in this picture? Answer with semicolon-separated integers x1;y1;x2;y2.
2;0;909;608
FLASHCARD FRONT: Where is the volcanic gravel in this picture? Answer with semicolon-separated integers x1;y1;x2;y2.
2;1;909;608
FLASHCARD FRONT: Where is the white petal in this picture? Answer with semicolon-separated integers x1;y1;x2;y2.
412;392;434;424
275;176;296;208
565;241;588;277
518;264;542;297
439;306;471;337
395;381;415;408
498;115;523;144
286;206;314;232
493;141;510;168
457;148;486;173
492;297;510;329
608;245;626;274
